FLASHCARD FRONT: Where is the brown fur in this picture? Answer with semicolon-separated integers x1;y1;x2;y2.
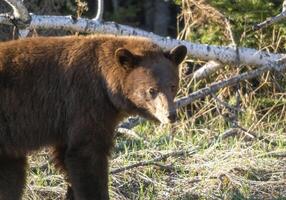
0;35;186;200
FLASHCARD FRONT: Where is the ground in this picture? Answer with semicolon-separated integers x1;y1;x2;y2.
23;82;286;200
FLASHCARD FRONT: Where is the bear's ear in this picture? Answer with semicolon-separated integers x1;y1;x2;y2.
164;45;187;65
115;48;136;69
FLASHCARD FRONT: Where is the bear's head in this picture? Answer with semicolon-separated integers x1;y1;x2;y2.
115;44;187;124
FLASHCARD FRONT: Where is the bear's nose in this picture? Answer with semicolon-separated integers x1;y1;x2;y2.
167;112;177;123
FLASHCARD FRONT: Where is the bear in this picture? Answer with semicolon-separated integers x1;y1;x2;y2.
0;34;187;200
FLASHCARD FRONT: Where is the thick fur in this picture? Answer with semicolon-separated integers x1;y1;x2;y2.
0;35;186;200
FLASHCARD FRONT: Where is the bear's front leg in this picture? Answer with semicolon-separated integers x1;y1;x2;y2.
65;135;111;200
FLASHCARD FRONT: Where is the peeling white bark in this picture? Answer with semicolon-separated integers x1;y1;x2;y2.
0;14;285;69
94;0;104;21
3;0;30;22
0;0;285;70
191;60;223;80
2;0;286;130
175;62;286;108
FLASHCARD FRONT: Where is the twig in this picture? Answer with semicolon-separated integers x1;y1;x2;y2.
191;60;223;80
116;128;142;140
175;63;285;108
211;94;242;113
219;128;239;140
119;63;285;130
258;151;286;158
0;1;285;69
3;0;30;22
152;162;176;172
118;117;145;129
236;125;278;146
253;1;286;31
110;147;197;174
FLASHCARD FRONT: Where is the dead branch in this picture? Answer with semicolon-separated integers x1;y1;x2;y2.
191;60;223;80
236;124;278;146
180;1;239;80
110;147;197;174
118;62;285;130
175;63;285;108
118;117;145;129
219;128;239;140
3;0;286;133
211;94;242;113
259;151;286;158
253;0;286;31
116;128;142;140
0;0;285;71
2;0;30;22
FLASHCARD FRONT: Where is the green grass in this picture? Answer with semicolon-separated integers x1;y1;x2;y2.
23;59;286;200
23;2;286;198
23;91;286;199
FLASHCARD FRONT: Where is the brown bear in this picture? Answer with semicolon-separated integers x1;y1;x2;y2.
0;35;187;200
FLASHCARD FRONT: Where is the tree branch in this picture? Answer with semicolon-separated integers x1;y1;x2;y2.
118;62;284;130
116;128;142;140
2;0;30;22
94;0;104;21
191;60;222;80
110;147;197;174
175;62;285;108
2;0;286;131
0;0;285;70
253;1;286;31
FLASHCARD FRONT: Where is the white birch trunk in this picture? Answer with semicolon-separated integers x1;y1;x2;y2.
2;0;30;22
0;14;284;70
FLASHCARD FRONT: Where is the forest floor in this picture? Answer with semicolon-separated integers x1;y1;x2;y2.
23;80;286;200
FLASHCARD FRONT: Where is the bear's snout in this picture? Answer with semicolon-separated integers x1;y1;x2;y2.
167;111;177;123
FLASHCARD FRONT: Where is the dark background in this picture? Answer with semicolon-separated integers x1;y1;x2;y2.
0;0;181;41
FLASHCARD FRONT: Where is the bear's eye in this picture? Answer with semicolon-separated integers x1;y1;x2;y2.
148;88;158;98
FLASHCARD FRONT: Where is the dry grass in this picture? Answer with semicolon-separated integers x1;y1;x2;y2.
23;96;286;199
23;62;286;199
11;1;286;199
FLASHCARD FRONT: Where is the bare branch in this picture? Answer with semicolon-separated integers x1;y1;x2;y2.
175;63;285;108
119;62;286;130
259;151;286;158
118;117;145;129
110;147;197;174
3;0;286;133
253;1;286;31
0;13;11;24
253;11;286;31
179;1;239;80
211;94;242;113
0;13;284;70
116;128;142;140
94;0;104;21
219;128;239;140
191;60;223;80
3;0;30;22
